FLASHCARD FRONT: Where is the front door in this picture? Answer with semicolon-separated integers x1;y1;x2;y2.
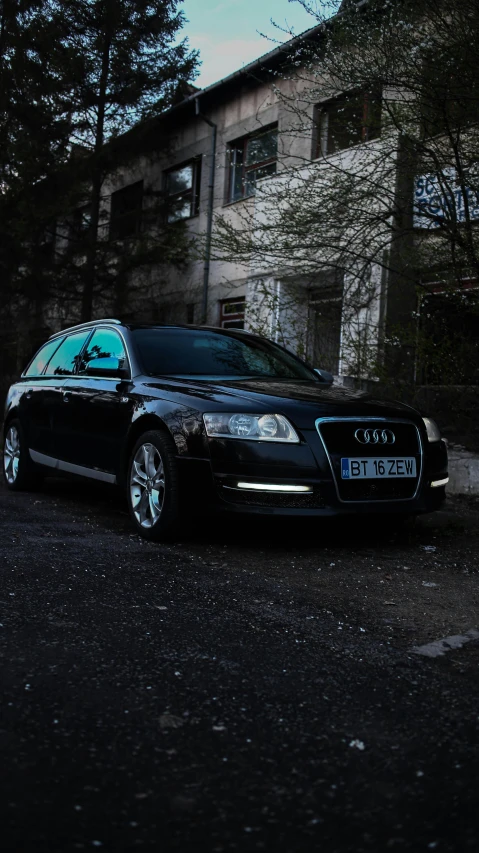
59;328;133;478
27;329;91;467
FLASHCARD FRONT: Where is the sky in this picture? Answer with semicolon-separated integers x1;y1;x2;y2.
181;0;322;89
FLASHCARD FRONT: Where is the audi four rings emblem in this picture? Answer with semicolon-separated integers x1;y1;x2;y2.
354;428;396;445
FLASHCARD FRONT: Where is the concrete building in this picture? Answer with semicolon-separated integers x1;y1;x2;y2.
91;22;391;381
11;9;479;397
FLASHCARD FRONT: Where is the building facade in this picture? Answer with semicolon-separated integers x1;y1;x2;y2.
5;12;478;396
86;23;397;382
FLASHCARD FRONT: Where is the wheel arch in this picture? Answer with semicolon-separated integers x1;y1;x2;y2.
120;414;175;487
2;407;20;439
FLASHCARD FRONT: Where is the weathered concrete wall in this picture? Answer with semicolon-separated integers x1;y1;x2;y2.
448;448;479;495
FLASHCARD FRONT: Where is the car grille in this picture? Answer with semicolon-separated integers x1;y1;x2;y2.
316;419;422;503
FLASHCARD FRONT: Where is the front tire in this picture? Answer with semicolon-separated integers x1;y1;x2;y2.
127;430;181;541
3;419;44;491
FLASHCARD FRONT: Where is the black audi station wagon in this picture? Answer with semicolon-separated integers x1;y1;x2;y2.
3;319;448;540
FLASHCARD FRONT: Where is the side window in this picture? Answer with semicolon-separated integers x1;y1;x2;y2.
81;329;128;374
24;338;64;377
44;331;90;376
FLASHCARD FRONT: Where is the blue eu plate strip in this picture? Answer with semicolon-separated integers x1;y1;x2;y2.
341;458;350;479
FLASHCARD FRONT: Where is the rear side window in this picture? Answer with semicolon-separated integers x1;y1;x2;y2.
44;330;91;376
24;338;64;377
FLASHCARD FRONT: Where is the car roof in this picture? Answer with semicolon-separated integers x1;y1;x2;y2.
49;319;252;340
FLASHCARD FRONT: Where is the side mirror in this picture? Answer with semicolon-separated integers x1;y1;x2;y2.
80;356;129;379
314;368;334;386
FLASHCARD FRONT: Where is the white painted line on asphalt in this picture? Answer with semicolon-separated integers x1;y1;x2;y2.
413;628;479;658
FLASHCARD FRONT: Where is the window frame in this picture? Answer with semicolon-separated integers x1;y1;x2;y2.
315;90;381;158
219;297;246;329
227;125;278;204
164;158;202;224
109;180;144;241
78;327;131;379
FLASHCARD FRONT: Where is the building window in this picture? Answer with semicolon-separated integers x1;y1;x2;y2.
228;126;277;203
219;298;246;329
110;180;143;240
318;91;381;156
165;160;201;224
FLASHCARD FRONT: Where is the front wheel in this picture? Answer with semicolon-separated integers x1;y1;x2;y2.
3;420;44;491
126;430;181;541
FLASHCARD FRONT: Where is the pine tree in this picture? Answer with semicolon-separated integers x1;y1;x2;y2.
0;0;74;382
51;0;199;321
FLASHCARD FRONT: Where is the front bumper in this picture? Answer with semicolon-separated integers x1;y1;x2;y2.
178;434;448;518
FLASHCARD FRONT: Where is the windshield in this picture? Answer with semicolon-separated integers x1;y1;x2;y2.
131;328;317;380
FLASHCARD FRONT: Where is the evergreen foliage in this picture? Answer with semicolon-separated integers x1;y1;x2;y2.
0;0;199;385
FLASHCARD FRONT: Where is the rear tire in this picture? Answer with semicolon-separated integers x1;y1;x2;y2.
126;430;181;541
3;419;44;491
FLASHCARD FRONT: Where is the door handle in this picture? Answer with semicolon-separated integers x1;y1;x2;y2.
62;391;72;403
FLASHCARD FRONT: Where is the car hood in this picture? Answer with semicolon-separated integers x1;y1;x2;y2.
143;376;419;429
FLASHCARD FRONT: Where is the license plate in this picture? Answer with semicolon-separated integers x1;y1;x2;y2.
341;457;417;480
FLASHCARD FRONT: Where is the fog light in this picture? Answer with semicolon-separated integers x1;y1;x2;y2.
236;482;313;493
431;477;449;488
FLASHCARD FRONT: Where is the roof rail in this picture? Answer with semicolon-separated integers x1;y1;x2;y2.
49;318;122;339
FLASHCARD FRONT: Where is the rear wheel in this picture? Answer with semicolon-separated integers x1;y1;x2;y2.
127;430;181;541
3;420;44;491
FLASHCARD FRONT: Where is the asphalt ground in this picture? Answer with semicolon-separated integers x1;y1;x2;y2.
1;477;479;853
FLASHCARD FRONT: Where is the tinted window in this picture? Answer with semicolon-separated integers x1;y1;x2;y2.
81;329;128;373
44;331;90;376
24;338;64;377
132;328;315;380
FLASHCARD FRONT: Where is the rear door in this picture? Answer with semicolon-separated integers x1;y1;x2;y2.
19;337;66;455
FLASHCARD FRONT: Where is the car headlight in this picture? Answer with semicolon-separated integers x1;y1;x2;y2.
203;413;300;443
422;417;441;443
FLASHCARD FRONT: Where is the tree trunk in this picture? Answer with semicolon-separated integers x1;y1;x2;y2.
81;25;111;323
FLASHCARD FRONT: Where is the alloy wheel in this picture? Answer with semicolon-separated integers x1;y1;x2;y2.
130;443;166;528
4;425;21;485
